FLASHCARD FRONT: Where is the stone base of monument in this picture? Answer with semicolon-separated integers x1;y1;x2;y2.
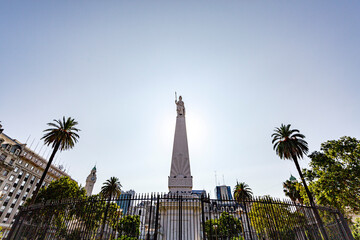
158;196;202;240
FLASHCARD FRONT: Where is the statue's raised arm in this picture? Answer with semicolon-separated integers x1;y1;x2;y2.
175;95;185;116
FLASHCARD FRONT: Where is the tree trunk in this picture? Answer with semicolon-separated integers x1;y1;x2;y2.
99;195;111;240
30;142;60;205
293;157;329;240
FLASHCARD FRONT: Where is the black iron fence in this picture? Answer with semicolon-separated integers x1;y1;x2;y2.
7;194;354;240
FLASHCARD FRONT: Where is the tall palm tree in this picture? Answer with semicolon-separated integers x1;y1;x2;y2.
100;177;122;200
99;177;122;239
30;117;80;204
272;124;328;239
233;181;253;239
234;182;253;202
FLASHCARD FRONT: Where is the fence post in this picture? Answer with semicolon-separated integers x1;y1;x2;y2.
208;195;213;239
201;195;206;240
6;208;23;240
146;195;153;240
154;194;160;239
333;211;349;240
338;211;355;240
242;200;253;240
179;195;182;240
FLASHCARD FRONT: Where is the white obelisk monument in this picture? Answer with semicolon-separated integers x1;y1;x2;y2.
159;95;201;240
168;94;193;195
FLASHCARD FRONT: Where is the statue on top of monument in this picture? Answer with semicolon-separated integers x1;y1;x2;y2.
175;93;185;116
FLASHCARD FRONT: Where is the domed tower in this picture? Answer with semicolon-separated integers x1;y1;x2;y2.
85;166;97;196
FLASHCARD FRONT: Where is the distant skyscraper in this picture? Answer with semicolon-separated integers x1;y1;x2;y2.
117;190;135;215
85;166;97;196
215;185;233;200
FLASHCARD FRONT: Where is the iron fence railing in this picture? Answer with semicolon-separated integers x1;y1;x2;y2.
6;194;354;240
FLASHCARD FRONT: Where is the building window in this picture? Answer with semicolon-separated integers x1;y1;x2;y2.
3;184;10;191
30;166;34;171
24;163;29;168
9;159;15;165
0;154;7;161
30;176;35;184
6;145;11;151
15;149;21;155
18;159;23;164
14;167;19;173
9;175;15;181
2;170;9;176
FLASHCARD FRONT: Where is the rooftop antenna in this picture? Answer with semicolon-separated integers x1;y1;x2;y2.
33;141;40;152
38;144;44;156
29;138;35;149
222;174;225;185
175;91;177;101
41;148;47;158
215;171;218;186
25;135;31;144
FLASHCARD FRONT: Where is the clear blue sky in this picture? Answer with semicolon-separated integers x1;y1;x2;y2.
1;1;360;198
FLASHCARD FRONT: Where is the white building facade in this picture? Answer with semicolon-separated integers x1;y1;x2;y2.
0;124;70;236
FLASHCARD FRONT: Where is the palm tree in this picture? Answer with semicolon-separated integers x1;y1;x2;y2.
233;181;253;239
234;182;253;202
283;179;303;204
99;177;122;239
272;124;328;239
30;117;80;204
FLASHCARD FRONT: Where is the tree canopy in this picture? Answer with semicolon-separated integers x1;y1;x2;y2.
204;212;242;239
302;136;360;215
26;176;86;204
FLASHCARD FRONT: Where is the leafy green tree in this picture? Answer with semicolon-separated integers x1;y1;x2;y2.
272;124;328;239
26;176;86;204
22;177;85;239
302;136;360;215
116;215;140;238
99;177;122;239
75;194;120;239
248;196;305;239
352;217;360;240
31;117;80;204
204;212;242;239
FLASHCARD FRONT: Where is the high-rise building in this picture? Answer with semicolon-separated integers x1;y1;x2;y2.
215;185;233;200
85;166;97;196
117;189;135;215
0;124;70;236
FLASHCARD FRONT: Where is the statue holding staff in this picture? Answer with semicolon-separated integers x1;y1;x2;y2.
175;93;185;116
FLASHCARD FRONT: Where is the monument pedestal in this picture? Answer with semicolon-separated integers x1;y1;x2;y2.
158;197;202;240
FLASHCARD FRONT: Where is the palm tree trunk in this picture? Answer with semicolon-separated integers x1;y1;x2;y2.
293;157;329;240
30;141;60;205
99;195;111;240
